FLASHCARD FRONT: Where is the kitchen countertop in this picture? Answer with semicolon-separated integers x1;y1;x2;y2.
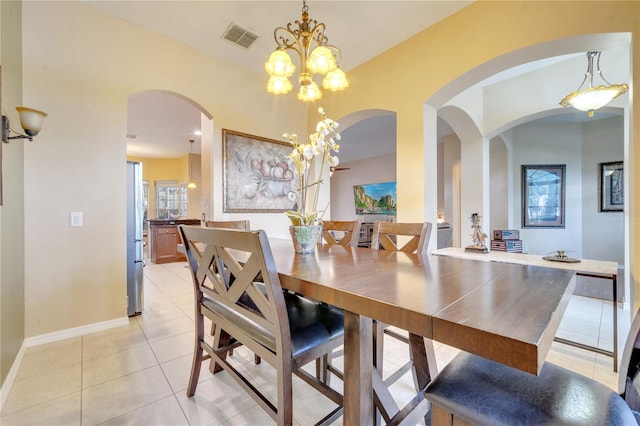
148;218;201;227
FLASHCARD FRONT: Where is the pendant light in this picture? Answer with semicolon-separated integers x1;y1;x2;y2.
187;139;196;189
560;51;628;117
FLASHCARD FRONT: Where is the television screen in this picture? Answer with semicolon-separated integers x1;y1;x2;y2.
353;181;397;215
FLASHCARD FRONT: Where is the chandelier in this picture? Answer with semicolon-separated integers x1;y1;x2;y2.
265;0;349;103
560;51;628;117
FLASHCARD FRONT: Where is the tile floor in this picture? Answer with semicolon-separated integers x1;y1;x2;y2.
0;260;630;425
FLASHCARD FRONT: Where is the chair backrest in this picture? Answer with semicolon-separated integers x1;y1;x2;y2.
618;308;640;408
205;219;250;230
178;225;292;363
371;221;433;254
322;220;361;246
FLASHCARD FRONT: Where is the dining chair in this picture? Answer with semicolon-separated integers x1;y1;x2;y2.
204;219;258;363
205;219;250;230
370;221;433;390
370;221;432;254
322;219;361;246
179;225;344;425
425;308;640;425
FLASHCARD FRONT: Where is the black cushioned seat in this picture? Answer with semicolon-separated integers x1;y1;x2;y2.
425;351;637;425
202;291;343;358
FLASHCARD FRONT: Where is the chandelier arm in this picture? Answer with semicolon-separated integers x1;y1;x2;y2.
274;26;304;54
308;22;328;46
324;44;344;62
594;52;614;86
575;73;589;92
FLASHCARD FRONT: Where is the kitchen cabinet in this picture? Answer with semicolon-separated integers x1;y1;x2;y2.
148;219;200;264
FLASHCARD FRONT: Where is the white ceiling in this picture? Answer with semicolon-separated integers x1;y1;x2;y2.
82;0;473;158
88;1;625;160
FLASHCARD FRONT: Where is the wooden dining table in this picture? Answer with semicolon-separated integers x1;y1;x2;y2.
263;239;577;425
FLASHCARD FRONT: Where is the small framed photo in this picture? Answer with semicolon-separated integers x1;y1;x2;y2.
521;164;566;228
222;129;297;213
599;161;624;212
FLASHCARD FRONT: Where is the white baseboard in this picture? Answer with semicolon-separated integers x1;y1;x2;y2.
0;316;129;412
25;316;130;347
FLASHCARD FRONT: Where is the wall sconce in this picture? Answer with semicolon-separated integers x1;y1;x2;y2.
2;107;48;143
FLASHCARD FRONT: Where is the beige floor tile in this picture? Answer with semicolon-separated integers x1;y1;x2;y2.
292;384;342;426
150;330;194;364
82;326;148;361
154;281;192;299
218;404;277;425
24;336;81;355
2;363;81;416
17;339;81;380
160;353;207;394
134;303;189;325
81;366;173;425
97;395;189;426
175;372;261;425
138;314;194;343
0;392;81;426
83;343;159;388
548;345;596;378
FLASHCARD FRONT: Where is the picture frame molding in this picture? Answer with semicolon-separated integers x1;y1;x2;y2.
599;161;624;212
222;128;296;213
521;164;566;228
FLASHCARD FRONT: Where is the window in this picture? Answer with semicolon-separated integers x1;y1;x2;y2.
155;180;182;219
180;183;188;217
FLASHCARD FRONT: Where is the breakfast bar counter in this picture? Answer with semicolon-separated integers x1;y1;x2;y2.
148;219;200;264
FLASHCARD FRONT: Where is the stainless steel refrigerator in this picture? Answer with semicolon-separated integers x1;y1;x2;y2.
127;161;144;316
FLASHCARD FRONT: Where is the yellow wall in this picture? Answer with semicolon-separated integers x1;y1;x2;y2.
4;0;639;360
0;0;26;387
20;0;305;339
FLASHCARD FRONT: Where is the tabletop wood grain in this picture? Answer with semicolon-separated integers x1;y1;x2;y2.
267;239;576;375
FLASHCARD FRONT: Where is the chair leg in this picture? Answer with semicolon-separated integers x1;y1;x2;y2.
187;310;205;397
209;325;232;374
315;352;333;385
373;320;385;373
211;315;261;364
372;320;384;425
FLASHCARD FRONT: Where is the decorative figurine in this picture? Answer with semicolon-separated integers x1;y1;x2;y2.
465;212;489;253
543;249;581;263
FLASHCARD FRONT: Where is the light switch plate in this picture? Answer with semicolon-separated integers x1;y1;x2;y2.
70;211;83;227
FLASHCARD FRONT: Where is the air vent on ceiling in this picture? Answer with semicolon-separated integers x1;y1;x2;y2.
222;22;258;49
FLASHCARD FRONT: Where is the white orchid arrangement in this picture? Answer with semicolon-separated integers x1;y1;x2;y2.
283;107;341;226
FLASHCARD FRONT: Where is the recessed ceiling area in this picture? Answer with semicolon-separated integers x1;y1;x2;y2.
126;92;202;159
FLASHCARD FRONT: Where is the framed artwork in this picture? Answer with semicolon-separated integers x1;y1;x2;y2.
521;164;565;228
222;129;297;213
599;161;624;212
